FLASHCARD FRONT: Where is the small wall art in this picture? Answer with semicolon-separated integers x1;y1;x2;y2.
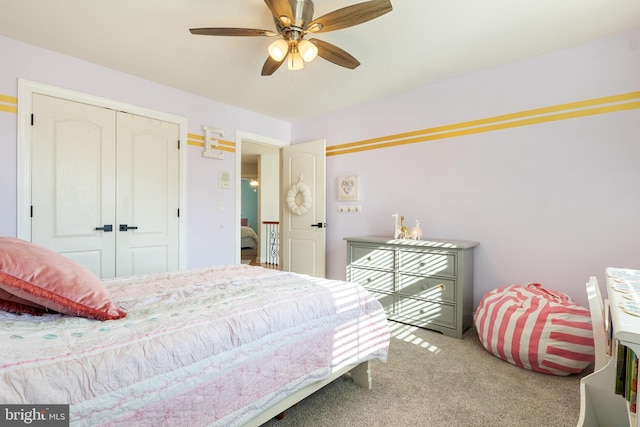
338;175;359;201
218;170;230;189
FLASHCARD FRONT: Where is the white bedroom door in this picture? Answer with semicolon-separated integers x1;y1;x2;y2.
31;94;180;278
281;140;326;277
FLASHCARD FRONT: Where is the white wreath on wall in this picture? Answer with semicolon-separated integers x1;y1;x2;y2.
286;177;312;216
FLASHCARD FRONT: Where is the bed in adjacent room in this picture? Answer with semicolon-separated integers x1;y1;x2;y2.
0;237;390;426
241;224;258;249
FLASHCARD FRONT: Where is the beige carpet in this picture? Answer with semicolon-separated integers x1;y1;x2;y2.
261;322;591;427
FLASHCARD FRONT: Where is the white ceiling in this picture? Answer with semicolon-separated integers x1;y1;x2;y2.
1;0;639;122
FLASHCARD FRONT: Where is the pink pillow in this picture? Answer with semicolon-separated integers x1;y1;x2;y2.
0;288;48;315
0;237;126;320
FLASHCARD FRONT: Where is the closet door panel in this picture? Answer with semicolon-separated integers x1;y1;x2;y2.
115;112;180;276
31;94;117;278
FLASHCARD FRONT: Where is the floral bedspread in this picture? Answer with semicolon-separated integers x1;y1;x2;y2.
0;265;390;426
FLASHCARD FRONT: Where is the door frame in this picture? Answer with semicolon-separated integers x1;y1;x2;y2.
235;130;288;264
16;79;189;270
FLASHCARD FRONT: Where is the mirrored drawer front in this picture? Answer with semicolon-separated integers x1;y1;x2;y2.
368;291;396;314
350;267;394;293
398;275;455;303
349;245;394;270
397;297;456;329
398;250;456;277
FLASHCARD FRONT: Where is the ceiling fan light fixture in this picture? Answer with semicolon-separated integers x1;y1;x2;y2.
268;39;289;62
298;39;318;62
190;0;394;75
287;51;304;71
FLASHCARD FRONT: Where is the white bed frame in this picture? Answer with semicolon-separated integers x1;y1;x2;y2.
243;361;372;426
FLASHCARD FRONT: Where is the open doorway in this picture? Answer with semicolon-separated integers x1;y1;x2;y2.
236;132;286;267
240;177;260;265
240;170;259;264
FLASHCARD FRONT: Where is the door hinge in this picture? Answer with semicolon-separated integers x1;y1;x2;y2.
177;208;180;217
30;205;33;217
31;114;34;126
177;140;180;149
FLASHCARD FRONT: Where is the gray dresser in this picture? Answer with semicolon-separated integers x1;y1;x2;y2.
345;236;479;339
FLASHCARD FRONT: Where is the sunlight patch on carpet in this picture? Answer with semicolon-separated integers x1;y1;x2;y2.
388;322;441;353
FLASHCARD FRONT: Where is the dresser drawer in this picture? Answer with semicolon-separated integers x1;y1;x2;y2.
396;297;456;329
398;250;456;277
349;245;394;270
398;274;455;303
349;267;394;293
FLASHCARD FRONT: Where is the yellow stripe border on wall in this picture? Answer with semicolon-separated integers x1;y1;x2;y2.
0;96;238;153
0;94;18;113
3;92;637;155
326;91;640;157
187;133;236;153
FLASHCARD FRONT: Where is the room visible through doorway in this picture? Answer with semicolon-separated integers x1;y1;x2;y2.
238;136;283;269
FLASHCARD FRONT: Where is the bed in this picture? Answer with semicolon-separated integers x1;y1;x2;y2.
241;225;258;249
0;237;390;426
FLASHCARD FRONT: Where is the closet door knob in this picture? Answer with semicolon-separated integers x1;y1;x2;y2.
95;224;113;232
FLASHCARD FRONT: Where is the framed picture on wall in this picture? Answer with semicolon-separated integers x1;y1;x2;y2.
338;175;359;201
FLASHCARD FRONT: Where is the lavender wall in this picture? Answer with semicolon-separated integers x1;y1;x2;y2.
292;29;640;308
0;35;290;268
1;30;639;308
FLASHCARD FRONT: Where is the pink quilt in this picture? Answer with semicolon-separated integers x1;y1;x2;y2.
0;265;389;426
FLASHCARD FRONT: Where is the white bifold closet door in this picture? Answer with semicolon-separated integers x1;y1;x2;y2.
31;94;180;279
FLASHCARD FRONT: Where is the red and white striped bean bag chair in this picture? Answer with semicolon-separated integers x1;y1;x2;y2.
474;283;594;376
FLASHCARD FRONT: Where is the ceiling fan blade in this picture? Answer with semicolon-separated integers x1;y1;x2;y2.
261;56;286;76
310;39;360;69
308;0;392;33
190;27;277;37
264;0;294;26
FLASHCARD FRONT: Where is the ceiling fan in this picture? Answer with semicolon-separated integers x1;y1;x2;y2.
189;0;393;76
